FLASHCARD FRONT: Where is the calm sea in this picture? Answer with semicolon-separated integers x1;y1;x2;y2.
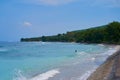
0;42;116;80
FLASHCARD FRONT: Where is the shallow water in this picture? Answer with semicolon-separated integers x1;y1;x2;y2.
0;42;116;80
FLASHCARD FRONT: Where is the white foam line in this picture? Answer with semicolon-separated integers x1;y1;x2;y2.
78;68;96;80
77;51;87;55
98;44;104;46
102;47;117;56
13;70;27;80
30;69;60;80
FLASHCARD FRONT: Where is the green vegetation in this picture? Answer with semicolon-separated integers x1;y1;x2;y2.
21;21;120;44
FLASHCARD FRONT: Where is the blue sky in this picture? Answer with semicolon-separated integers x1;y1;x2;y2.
0;0;120;41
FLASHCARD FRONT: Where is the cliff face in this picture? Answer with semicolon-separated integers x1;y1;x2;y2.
87;49;120;80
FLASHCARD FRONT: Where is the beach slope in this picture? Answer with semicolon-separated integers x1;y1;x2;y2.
87;46;120;80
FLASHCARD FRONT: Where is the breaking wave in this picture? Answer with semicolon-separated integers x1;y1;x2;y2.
13;69;60;80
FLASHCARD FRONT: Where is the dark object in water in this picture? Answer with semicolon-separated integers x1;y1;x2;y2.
75;50;77;52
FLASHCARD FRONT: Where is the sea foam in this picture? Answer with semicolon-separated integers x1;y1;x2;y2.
78;67;96;80
14;69;60;80
30;69;60;80
76;51;87;56
103;48;117;56
98;44;104;46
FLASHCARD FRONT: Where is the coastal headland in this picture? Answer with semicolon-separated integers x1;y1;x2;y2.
21;21;120;45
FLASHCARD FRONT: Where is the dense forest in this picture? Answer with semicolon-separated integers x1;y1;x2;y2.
21;21;120;44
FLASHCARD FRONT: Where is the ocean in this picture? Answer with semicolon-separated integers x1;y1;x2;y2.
0;42;117;80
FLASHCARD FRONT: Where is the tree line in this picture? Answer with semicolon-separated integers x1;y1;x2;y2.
21;21;120;44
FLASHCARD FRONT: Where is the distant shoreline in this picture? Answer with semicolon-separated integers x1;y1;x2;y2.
20;21;120;44
87;45;120;80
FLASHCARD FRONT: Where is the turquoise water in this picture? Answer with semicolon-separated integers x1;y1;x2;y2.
0;42;115;80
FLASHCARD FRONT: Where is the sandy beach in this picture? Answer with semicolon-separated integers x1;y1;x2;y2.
87;45;120;80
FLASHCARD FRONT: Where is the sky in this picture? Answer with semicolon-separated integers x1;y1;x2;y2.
0;0;120;41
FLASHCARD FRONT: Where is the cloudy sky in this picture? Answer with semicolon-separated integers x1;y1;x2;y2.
0;0;120;41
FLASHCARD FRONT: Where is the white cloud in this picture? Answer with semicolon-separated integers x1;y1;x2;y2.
23;21;32;27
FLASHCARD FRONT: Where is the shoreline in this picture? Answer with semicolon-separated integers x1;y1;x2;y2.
46;44;119;80
30;44;119;80
2;42;118;80
87;45;120;80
